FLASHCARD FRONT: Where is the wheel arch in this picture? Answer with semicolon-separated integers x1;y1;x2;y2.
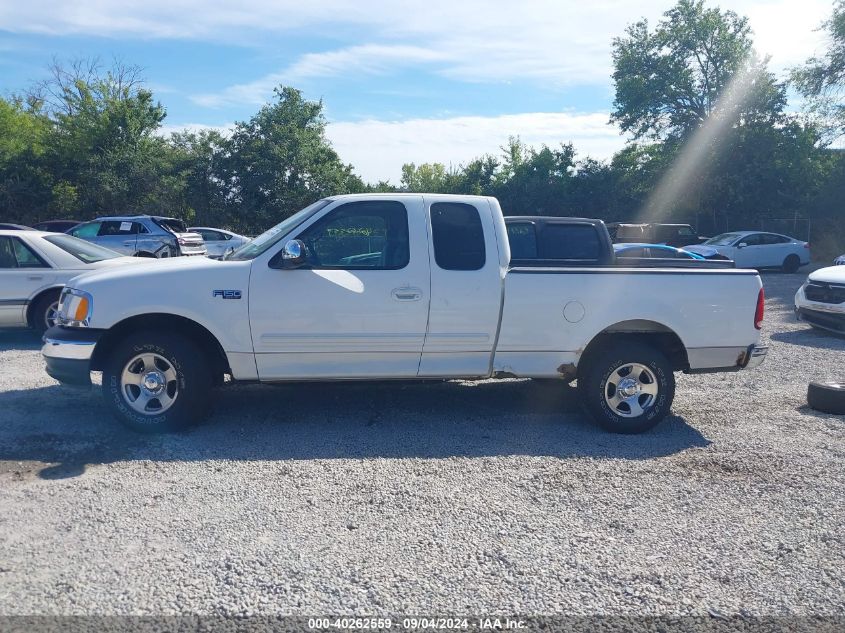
90;313;231;381
26;286;63;328
577;319;689;377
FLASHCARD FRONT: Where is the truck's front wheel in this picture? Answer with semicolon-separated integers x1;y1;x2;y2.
579;342;675;434
102;331;213;433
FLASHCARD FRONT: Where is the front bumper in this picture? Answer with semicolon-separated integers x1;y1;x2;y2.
41;326;104;387
796;306;845;334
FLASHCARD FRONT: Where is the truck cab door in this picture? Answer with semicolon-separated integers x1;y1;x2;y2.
248;197;431;379
418;197;504;378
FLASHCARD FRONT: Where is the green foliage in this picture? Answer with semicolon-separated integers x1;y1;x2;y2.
793;1;845;141
220;87;364;232
611;0;784;141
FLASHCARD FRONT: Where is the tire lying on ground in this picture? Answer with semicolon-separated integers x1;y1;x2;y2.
807;382;845;415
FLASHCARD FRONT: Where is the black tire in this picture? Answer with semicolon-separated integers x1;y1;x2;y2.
30;290;61;335
782;254;800;273
807;382;845;415
579;341;675;434
102;331;214;433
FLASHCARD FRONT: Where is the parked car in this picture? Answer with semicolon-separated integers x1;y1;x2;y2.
504;217;732;268
834;253;845;265
43;194;766;436
607;222;706;247
0;230;141;333
188;227;249;259
32;220;83;233
613;243;705;260
68;215;206;258
687;231;810;272
795;265;845;335
0;223;34;230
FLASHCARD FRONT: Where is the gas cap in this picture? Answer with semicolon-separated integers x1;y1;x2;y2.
563;301;585;323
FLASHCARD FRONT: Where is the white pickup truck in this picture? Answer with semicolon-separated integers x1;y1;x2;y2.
42;194;767;434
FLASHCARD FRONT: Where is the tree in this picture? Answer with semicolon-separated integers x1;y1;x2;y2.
611;0;784;141
0;98;54;221
793;1;845;141
220;86;364;233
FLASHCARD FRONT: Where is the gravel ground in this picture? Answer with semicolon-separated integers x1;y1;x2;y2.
0;271;843;617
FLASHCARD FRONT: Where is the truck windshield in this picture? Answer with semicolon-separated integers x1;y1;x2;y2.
226;199;332;261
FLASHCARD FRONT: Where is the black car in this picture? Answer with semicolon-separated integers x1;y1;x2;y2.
607;222;707;247
0;223;34;230
32;220;83;233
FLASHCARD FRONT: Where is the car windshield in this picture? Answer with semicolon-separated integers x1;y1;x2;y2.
704;232;742;246
226;199;332;261
43;234;121;263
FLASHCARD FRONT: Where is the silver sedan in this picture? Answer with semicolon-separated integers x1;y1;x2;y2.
189;227;250;259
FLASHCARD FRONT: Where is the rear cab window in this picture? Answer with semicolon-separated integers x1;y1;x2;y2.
430;202;486;271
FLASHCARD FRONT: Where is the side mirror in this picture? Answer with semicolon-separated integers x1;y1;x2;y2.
280;239;306;268
737;243;747;249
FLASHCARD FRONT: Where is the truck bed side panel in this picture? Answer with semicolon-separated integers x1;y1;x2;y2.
495;267;762;377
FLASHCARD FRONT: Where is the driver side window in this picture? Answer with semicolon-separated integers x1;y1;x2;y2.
295;201;409;270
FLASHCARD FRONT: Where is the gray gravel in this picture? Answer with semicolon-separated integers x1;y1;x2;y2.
0;271;843;616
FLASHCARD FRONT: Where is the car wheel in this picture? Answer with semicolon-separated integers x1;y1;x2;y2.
782;254;801;273
30;291;61;335
102;331;214;433
807;382;845;415
579;341;675;434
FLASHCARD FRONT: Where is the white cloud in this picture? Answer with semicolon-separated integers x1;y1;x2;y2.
157;112;624;184
192;45;451;107
325;111;625;184
2;1;833;109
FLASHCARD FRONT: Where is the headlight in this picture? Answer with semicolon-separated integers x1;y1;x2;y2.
57;288;93;327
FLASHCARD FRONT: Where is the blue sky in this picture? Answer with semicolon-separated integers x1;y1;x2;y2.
0;0;832;183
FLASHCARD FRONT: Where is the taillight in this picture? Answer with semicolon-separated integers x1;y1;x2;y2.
754;288;764;330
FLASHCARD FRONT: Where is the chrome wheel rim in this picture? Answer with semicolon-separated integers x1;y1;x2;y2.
603;362;658;418
120;353;179;414
44;301;59;329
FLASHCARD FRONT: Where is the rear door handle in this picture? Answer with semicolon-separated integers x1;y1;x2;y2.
27;275;43;281
391;287;423;301
123;241;134;246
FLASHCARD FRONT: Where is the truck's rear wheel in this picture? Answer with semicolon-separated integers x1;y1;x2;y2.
102;331;213;433
579;342;675;434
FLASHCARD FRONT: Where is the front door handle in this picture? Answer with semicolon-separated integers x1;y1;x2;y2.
392;287;422;301
123;241;134;246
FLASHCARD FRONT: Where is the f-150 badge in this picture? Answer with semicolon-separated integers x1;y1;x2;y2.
212;290;242;299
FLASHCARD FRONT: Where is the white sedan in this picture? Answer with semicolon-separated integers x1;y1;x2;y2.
687;231;810;272
188;227;249;259
0;231;140;333
795;265;845;335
